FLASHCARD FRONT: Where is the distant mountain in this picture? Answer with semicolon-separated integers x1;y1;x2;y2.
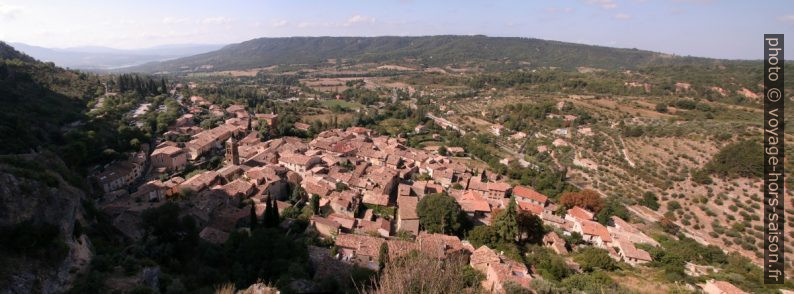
124;35;733;74
10;42;224;70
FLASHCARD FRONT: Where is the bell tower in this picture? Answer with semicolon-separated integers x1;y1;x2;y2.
225;137;239;165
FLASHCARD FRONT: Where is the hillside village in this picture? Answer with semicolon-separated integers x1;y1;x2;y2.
88;83;757;294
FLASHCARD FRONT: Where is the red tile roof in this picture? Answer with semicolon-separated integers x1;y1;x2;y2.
567;206;594;221
512;186;548;204
455;190;491;213
580;220;612;243
617;240;651;262
517;201;544;215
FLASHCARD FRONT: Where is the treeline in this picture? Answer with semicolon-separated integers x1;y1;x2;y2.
108;74;167;96
446;133;570;197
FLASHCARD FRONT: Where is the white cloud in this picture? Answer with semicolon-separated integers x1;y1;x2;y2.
271;19;288;28
344;14;375;26
201;16;233;25
614;13;631;20
162;16;189;24
0;4;23;20
584;0;617;9
779;14;794;23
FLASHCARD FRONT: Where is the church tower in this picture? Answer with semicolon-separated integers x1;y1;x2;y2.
225;137;239;165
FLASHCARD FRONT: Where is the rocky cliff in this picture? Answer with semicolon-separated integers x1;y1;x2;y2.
0;152;93;294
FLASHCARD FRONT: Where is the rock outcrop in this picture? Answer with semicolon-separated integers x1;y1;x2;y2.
0;153;92;294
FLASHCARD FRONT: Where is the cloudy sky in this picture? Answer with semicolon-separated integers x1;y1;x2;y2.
0;0;792;59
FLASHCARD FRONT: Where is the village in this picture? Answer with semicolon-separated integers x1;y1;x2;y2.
86;84;752;294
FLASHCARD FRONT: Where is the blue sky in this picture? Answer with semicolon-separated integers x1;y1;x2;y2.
0;0;792;59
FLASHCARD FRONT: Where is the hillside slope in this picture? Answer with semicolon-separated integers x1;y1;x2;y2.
0;41;101;154
125;35;729;73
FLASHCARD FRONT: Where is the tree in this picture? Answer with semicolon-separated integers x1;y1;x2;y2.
378;242;389;272
639;191;660;210
310;194;321;215
467;226;501;248
595;196;629;225
492;196;519;242
268;196;280;225
416;193;466;235
516;212;545;244
290;186;305;204
249;202;258;230
262;195;279;228
559;189;604;213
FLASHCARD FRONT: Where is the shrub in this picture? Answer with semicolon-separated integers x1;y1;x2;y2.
574;247;618;272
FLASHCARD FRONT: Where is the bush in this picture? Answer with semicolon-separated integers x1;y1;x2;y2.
574;247;618;272
639;191;660;210
560;271;619;293
667;201;682;211
655;103;668;113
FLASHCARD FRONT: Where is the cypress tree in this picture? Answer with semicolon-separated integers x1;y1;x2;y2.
493;196;518;242
249;202;258;230
270;195;280;225
262;195;273;228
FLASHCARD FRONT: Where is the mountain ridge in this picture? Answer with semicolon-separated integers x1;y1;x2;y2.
122;35;747;74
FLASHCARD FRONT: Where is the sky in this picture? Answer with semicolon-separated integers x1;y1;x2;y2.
0;0;792;59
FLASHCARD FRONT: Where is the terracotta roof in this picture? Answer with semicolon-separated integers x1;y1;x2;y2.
152;145;183;156
471;245;532;290
517;201;544;215
335;233;385;258
328;213;356;230
455;190;491;213
362;192;390;206
513;186;548;204
567;206;594;221
221;179;254;197
397;196;419;220
610;216;640;234
617;240;651;262
355;218;391;236
311;215;341;230
417;232;468;259
487;182;512;192
580;220;612;243
542;232;568;254
279;154;316;166
397;184;412;196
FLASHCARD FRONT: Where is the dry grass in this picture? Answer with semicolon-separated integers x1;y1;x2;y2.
367;252;475;294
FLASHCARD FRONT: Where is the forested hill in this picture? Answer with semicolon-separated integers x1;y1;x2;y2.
0;41;101;154
126;35;733;73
